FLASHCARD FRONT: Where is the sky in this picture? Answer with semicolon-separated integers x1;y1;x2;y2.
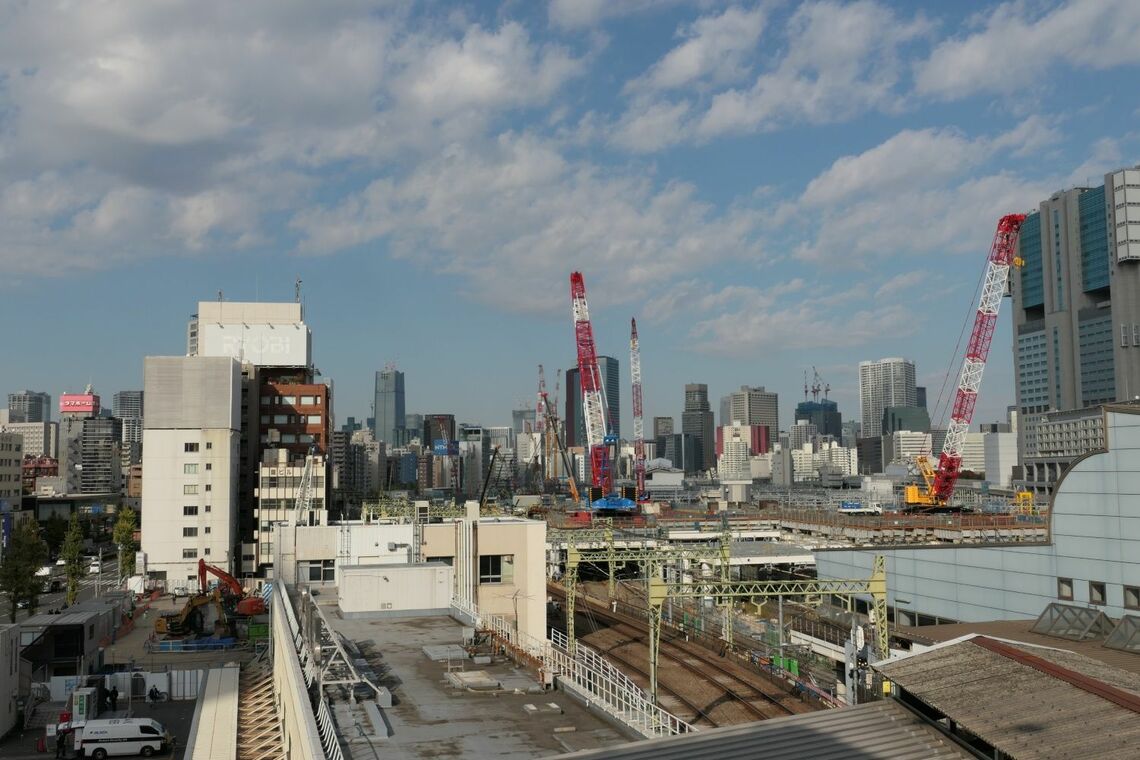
2;0;1139;436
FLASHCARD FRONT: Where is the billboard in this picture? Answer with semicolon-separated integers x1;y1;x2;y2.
433;440;459;456
200;323;311;367
60;393;100;416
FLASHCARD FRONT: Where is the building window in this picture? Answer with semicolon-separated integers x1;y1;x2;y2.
1090;581;1106;606
183;527;198;537
306;559;335;582
242;554;255;562
183;506;198;516
479;554;514;584
183;463;198;474
205;463;212;471
281;396;297;404
204;484;212;492
204;548;211;556
204;527;211;534
1058;577;1073;600
307;415;322;424
205;505;211;513
1125;586;1140;611
183;485;198;495
184;442;199;452
182;549;197;559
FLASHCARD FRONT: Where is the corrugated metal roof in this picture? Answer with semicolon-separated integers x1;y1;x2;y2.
555;701;972;759
877;637;1140;759
893;618;1140;676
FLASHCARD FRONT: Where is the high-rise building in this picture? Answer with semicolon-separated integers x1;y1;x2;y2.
512;409;536;434
7;391;51;423
881;405;931;434
141;356;241;583
0;421;57;459
373;368;406;445
652;417;674;439
681;383;714;472
0;432;23;511
113;391;144;420
404;414;424;439
564;356;620;448
114;390;145;472
724;386;779;445
661;432;702;474
58;387;121;494
793;398;842;438
1012;166;1140;492
858;358;917;438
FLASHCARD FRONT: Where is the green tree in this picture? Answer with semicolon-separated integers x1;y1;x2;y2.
61;513;84;606
0;518;49;622
112;505;138;579
41;514;68;556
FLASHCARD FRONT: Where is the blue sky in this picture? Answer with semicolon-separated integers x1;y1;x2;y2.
2;0;1139;435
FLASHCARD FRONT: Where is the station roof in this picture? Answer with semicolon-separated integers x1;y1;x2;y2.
876;635;1140;759
555;700;972;759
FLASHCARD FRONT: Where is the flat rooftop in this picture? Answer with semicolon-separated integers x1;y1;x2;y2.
325;610;632;758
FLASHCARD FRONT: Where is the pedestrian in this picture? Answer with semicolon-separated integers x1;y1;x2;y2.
110;686;118;711
55;730;66;758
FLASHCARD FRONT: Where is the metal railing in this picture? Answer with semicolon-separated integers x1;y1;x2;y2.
315;696;347;760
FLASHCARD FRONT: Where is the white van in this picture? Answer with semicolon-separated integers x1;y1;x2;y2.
75;718;170;758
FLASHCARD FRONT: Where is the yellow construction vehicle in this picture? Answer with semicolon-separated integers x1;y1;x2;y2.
155;591;225;636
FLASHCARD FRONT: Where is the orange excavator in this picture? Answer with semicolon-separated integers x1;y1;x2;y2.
198;559;266;616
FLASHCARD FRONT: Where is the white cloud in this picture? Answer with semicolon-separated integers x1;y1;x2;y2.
697;0;929;138
548;0;689;30
630;6;766;93
609;100;693;153
915;0;1140;99
291;132;767;314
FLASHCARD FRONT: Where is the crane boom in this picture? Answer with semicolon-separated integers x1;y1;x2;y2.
630;318;646;500
570;272;612;495
908;213;1026;508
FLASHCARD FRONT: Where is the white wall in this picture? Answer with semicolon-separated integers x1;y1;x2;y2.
817;409;1140;622
984;432;1018;488
339;564;453;617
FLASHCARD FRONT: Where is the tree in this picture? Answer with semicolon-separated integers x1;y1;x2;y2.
61;513;84;606
0;518;49;622
42;514;68;556
112;505;138;579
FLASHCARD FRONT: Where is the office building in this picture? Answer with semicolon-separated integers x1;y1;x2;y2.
660;433;702;474
724;386;779;445
254;448;328;571
859;358;917;438
882;405;931;434
681;383;715;471
57;387;121;495
788;420;818;451
373;368;406;445
7;391;51;423
512;409;536;435
652;416;674;439
564;357;620;447
841;420;861;449
113;391;144;420
0;433;22;510
404;413;424;439
141;356;242;584
794;398;842;439
984;432;1019;488
114;390;144;472
714;423;768;458
0;421;57;459
718;427;751;480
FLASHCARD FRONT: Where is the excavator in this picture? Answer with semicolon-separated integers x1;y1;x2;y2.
155;561;265;636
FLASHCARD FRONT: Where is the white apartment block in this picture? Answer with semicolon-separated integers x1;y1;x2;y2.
961;432;986;474
887;430;932;465
141;356;241;587
254;449;328;570
984;432;1018;489
859;358;917;438
718;432;751;481
0;421;57;458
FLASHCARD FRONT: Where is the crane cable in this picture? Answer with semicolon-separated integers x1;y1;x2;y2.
930;257;990;437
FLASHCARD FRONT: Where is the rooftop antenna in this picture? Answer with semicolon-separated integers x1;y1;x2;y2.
295;277;302;303
217;290;224;302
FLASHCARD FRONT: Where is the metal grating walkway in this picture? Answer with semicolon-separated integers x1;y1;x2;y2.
237;665;285;760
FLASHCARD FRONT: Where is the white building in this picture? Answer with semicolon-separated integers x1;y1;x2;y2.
717;427;751;480
188;301;311;367
984;432;1018;489
0;421;57;458
886;431;932;465
818;404;1140;624
141;356;242;588
859;358;917;438
255;449;328;571
0;433;21;511
789;441;858;482
961;432;986;474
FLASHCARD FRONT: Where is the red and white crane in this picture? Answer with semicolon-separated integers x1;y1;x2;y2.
570;272;613;497
906;213;1027;508
630;318;646;500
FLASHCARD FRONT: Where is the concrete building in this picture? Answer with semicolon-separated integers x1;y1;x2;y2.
373;367;406;445
0;420;57;458
1022;403;1120;494
114;390;144;474
652;416;674;439
984;432;1018;488
254;449;328;571
885;431;932;466
512;408;536;435
681;383;715;472
659;433;702;474
790;441;858;482
0;433;22;511
564;357;621;448
817;404;1140;624
141;356;241;587
794;398;842;438
714;422;767;458
881;405;930;435
7;390;51;423
59;395;121;495
723;386;779;445
404;413;424;440
788;420;818;451
961;432;986;474
859;358;917;438
0;624;17;738
717;427;751;480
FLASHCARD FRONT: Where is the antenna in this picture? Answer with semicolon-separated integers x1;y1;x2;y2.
295;277;302;303
217;290;224;302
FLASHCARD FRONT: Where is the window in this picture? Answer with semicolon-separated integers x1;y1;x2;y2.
479;554;514;584
183;506;198;516
281;396;297;404
204;527;211;534
183;485;198;495
1090;581;1107;606
183;527;198;537
273;415;290;424
1058;577;1073;600
242;554;255;562
307;415;322;424
306;559;335;582
204;484;212;492
205;463;212;471
206;442;212;449
300;396;317;405
1125;586;1139;611
182;549;197;559
140;725;159;736
204;548;211;556
183;463;198;474
184;442;199;452
205;505;211;513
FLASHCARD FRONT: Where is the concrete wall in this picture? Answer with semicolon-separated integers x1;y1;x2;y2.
816;408;1140;623
271;587;326;760
0;624;18;738
338;563;453;618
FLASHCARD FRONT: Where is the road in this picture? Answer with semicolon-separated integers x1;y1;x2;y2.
5;557;120;624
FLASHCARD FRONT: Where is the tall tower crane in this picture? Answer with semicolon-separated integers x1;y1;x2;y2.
906;213;1027;509
630;318;647;500
570;272;614;499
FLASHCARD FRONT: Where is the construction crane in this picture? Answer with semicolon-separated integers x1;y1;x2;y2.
630;318;647;501
906;213;1027;509
542;393;579;502
570;273;634;509
292;444;318;526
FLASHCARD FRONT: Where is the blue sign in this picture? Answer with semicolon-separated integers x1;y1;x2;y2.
838;501;863;511
1;514;11;550
433;440;458;456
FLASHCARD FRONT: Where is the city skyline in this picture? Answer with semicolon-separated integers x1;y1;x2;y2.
2;1;1139;437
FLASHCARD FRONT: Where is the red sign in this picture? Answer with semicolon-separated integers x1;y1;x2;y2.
59;394;100;416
